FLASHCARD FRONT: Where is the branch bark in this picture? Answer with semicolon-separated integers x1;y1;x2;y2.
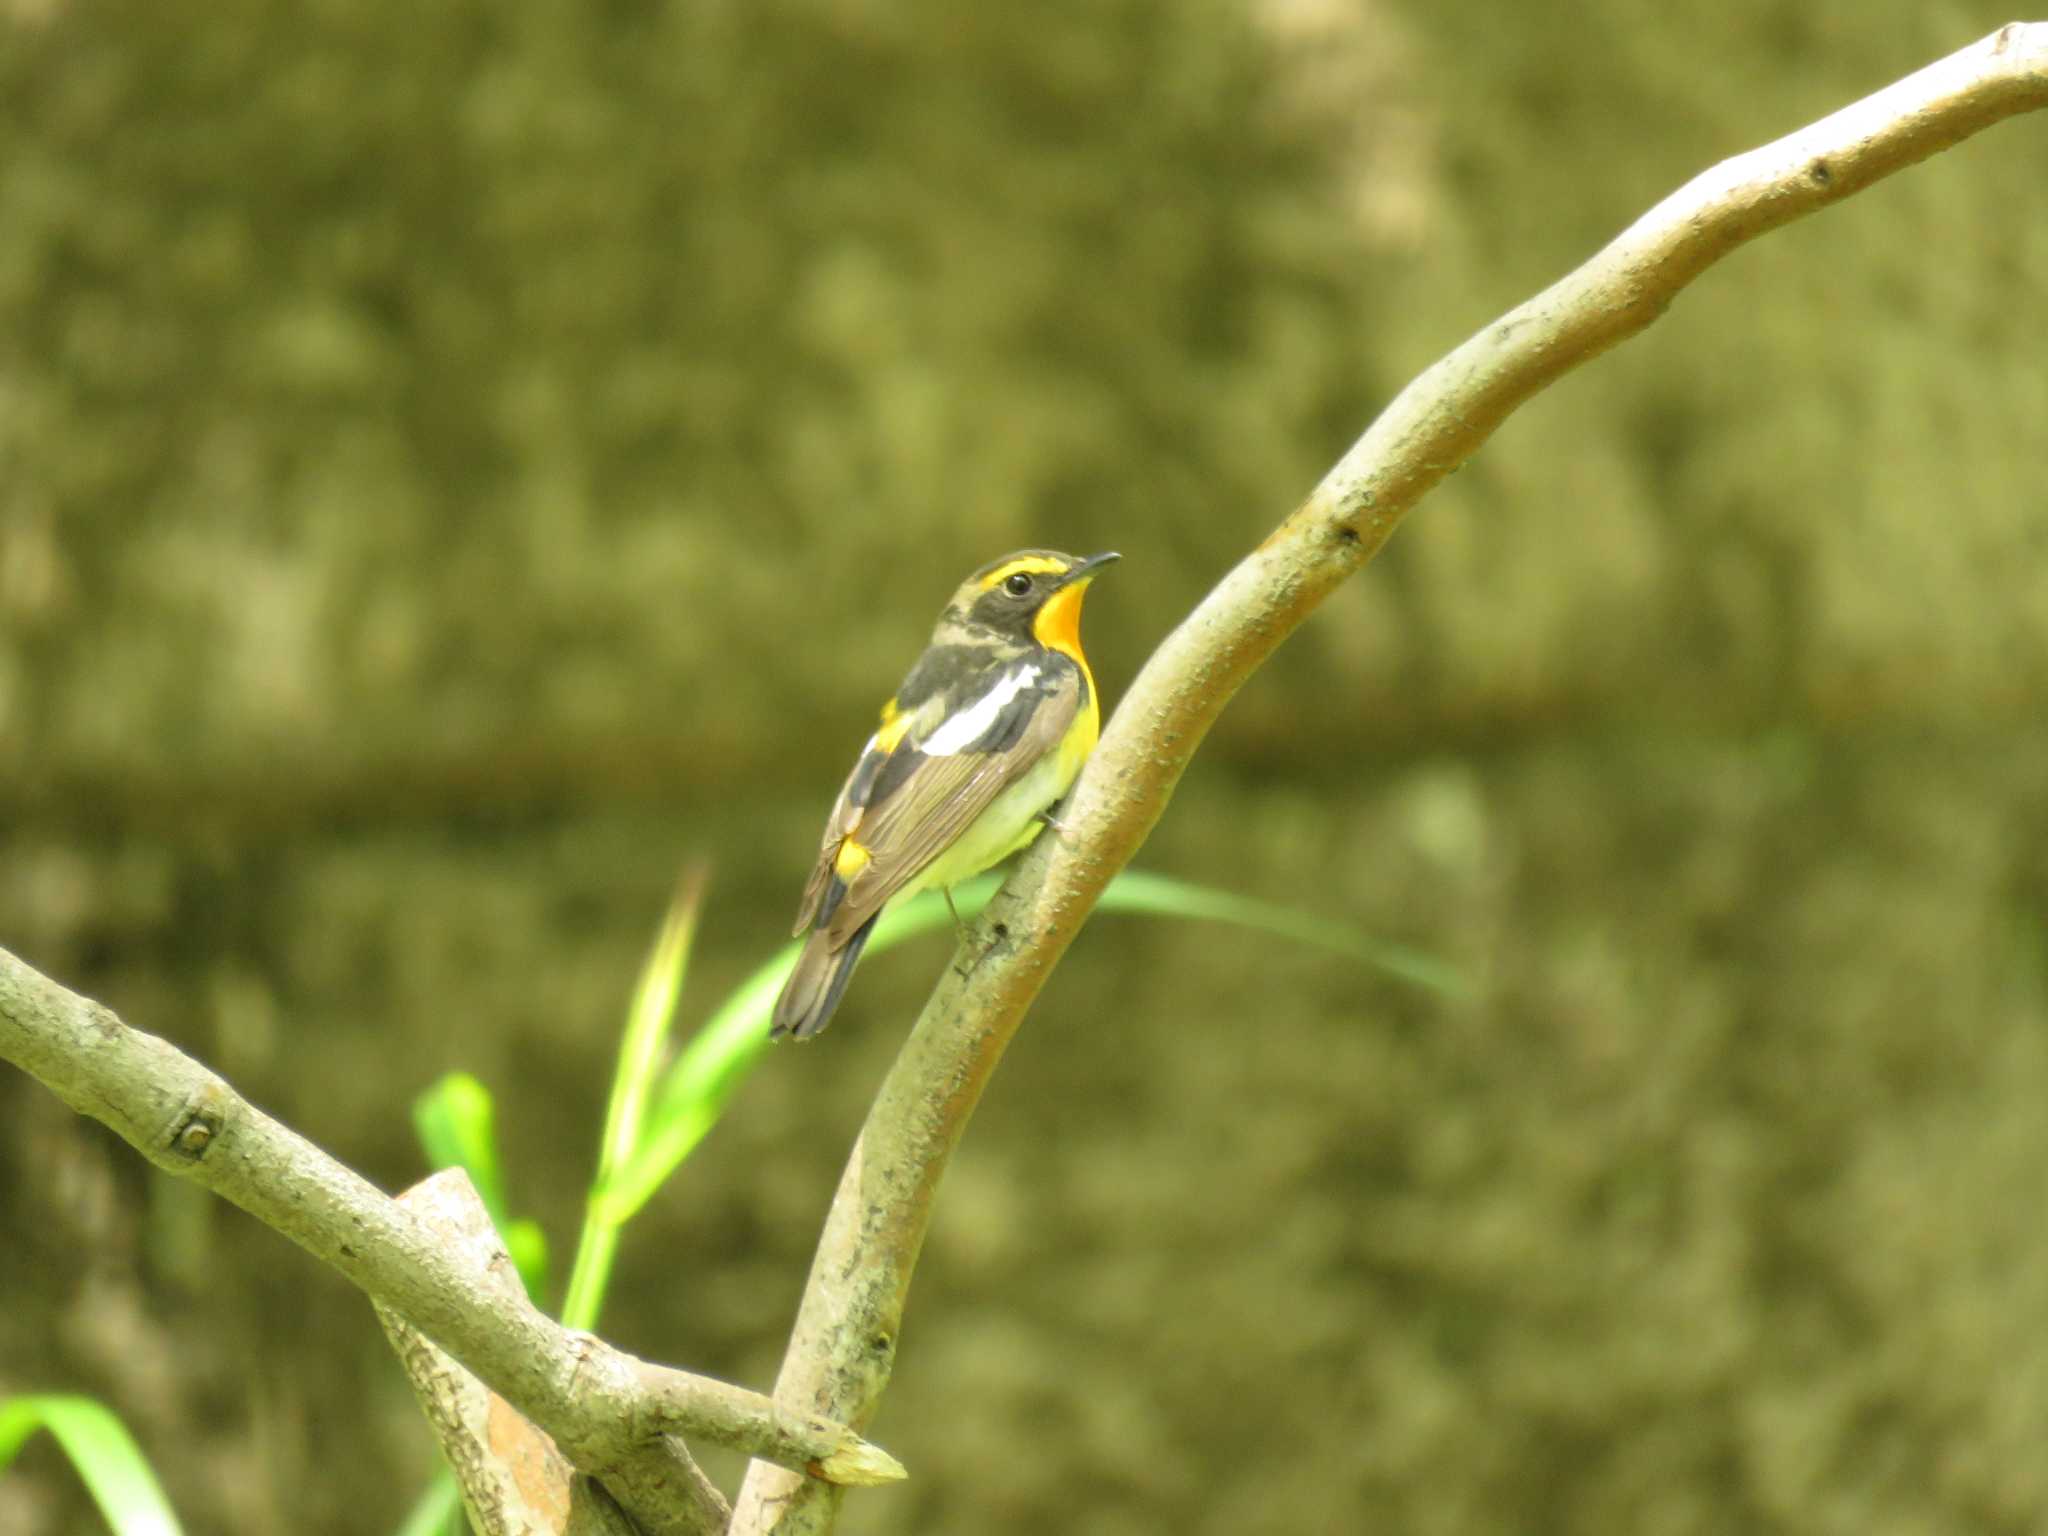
0;946;906;1535
378;1169;725;1536
728;23;2048;1534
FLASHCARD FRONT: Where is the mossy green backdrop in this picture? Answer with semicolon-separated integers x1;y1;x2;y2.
3;0;2045;1530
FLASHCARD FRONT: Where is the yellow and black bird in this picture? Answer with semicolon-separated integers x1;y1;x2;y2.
771;549;1120;1040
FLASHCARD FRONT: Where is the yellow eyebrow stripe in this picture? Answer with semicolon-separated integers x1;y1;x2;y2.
976;556;1068;591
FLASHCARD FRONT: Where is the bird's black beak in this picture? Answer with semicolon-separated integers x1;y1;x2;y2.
1055;551;1121;588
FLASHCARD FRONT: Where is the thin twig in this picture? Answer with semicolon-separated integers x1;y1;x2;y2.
0;946;907;1536
729;24;2048;1534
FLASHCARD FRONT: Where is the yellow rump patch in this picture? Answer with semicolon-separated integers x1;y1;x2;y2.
834;839;872;880
977;555;1069;591
875;708;917;752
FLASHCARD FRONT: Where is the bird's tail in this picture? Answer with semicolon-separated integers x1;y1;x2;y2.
770;916;879;1041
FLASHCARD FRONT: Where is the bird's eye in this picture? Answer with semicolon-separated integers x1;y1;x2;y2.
1003;572;1033;597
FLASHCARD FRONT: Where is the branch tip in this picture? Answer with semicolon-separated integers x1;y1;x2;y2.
815;1439;909;1488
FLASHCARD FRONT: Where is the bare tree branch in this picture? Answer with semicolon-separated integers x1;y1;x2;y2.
728;23;2048;1534
0;944;907;1534
378;1169;725;1536
378;1172;598;1536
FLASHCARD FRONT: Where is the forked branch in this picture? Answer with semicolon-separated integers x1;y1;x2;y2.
1;23;2043;1536
0;948;905;1536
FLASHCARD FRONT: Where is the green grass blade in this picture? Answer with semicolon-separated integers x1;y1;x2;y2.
501;1220;550;1301
559;867;707;1331
596;866;709;1178
599;869;1459;1223
599;875;1019;1221
0;1395;183;1536
390;1471;464;1536
1095;869;1469;997
591;963;781;1223
410;1073;549;1303
412;1072;511;1218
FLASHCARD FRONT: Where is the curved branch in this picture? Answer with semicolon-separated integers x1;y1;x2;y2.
0;946;906;1531
730;22;2048;1533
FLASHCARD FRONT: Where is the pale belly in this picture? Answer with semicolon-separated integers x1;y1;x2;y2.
893;712;1093;903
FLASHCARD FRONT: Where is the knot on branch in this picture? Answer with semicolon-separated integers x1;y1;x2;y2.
164;1079;233;1162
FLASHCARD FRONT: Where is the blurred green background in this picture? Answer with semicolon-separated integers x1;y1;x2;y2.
4;0;2046;1531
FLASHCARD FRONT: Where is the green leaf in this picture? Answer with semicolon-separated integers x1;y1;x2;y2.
412;1072;510;1220
389;1471;464;1536
558;867;707;1331
410;1073;548;1303
598;869;1460;1224
0;1395;183;1536
1095;869;1469;997
502;1220;550;1296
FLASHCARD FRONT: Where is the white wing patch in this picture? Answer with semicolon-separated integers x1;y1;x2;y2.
919;661;1041;755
